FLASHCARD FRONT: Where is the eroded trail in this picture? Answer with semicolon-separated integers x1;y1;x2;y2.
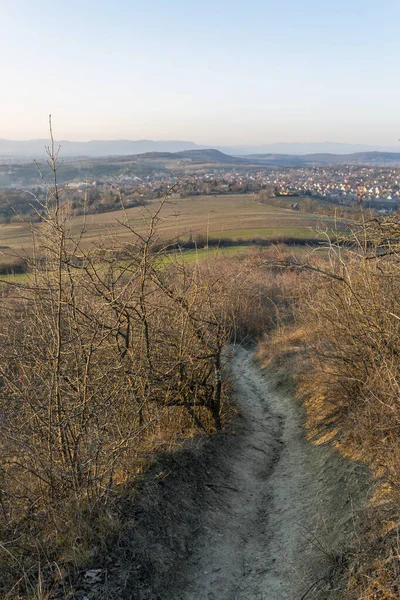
174;348;362;600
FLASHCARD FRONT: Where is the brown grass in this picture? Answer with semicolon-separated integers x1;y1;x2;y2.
0;213;283;599
257;217;400;598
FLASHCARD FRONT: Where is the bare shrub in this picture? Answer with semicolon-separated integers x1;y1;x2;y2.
0;125;284;598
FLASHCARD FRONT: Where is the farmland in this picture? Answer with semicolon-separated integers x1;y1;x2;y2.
0;194;343;259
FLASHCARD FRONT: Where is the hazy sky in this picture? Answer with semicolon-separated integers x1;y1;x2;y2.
1;0;399;145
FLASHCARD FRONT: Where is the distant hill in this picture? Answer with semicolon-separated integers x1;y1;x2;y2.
2;138;400;167
245;151;400;166
307;151;400;165
243;154;305;166
137;149;241;164
137;149;400;167
236;142;400;155
0;139;201;158
1;138;400;160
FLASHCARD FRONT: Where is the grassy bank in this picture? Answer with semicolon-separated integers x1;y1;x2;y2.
256;216;400;599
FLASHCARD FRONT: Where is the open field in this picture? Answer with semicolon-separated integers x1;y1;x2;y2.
0;194;344;258
164;245;251;264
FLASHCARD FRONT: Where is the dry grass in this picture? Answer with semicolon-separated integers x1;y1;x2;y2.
0;233;282;599
257;217;400;599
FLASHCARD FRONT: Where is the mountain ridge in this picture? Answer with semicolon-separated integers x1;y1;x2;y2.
1;139;400;158
135;149;400;166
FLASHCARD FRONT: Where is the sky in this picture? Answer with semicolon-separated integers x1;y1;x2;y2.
1;0;400;145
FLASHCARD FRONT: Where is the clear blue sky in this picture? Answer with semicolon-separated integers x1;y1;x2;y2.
1;0;399;145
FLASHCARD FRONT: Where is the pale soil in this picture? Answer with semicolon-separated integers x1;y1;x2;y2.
172;348;366;600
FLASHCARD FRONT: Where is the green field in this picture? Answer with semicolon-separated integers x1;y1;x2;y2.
163;245;251;264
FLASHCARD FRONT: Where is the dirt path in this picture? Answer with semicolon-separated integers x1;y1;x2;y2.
173;348;364;600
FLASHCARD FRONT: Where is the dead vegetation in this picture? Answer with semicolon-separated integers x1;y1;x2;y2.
0;125;286;599
257;214;400;598
5;123;397;599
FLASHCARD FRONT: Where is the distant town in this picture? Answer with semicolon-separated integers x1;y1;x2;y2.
1;151;400;222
